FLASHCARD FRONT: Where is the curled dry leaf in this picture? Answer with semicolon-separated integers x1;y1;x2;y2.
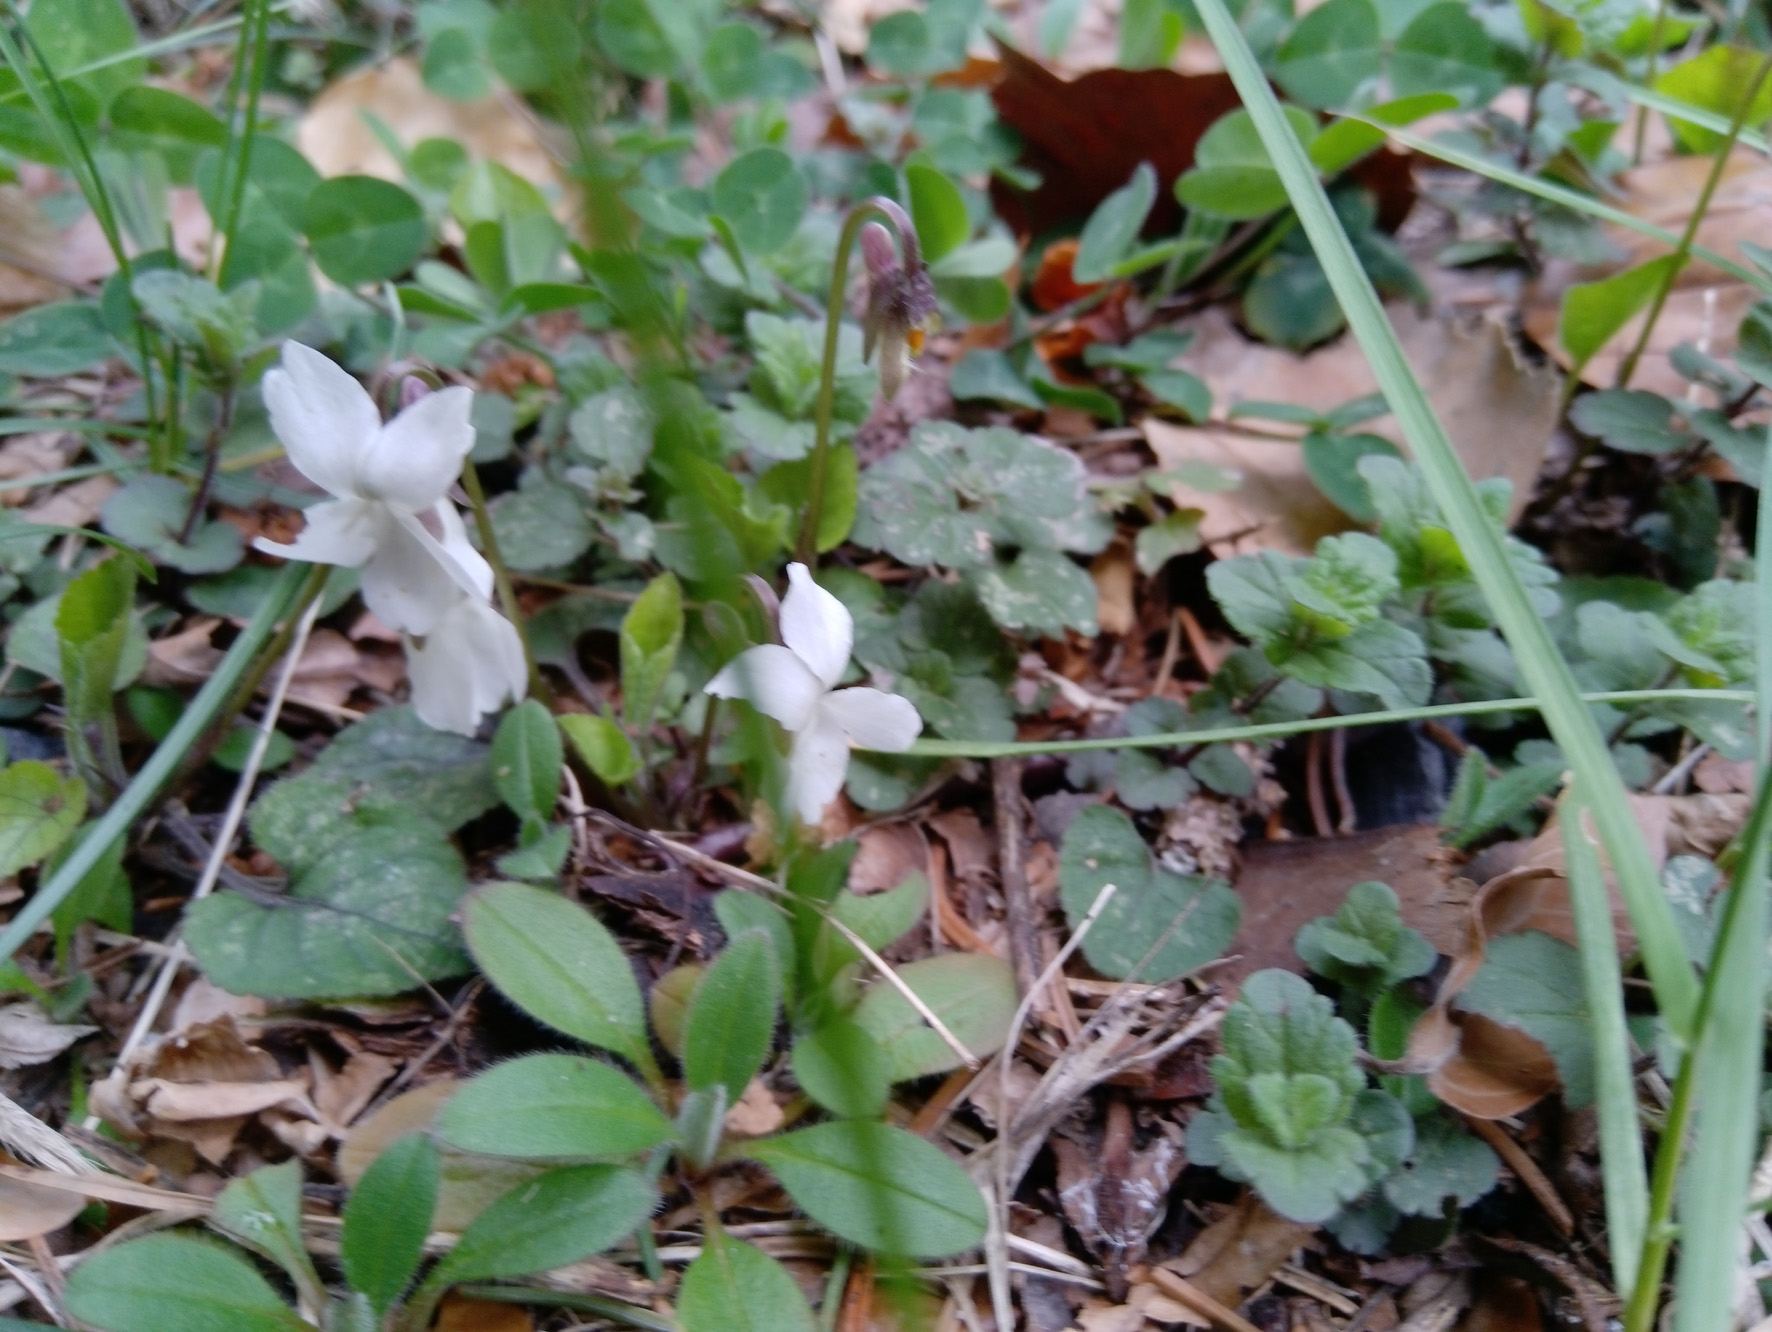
1052;1100;1186;1298
92;1015;315;1166
0;1000;96;1069
849;821;929;895
0;1153;86;1241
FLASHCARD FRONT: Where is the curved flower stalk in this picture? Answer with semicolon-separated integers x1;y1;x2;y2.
254;341;525;734
706;563;921;825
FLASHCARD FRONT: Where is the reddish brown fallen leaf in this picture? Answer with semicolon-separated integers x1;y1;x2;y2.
434;1291;535;1332
848;822;930;895
1030;238;1100;313
1420;1010;1560;1120
987;42;1414;238
1221;824;1454;991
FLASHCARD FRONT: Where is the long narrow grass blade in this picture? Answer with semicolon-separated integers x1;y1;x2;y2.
1598;80;1772;157
1561;781;1648;1295
0;563;307;962
901;689;1754;758
1352;120;1772;296
1192;0;1700;1037
1672;769;1772;1332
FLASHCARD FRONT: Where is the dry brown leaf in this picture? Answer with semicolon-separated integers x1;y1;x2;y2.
25;474;118;531
143;617;226;688
1092;545;1138;637
1693;753;1755;794
1052;1101;1185;1297
0;1001;95;1069
0;433;74;506
1160;308;1559;546
1168;1195;1313;1312
927;808;994;886
133;1076;313;1124
0;1159;86;1241
310;1047;399;1134
1221;825;1454;990
849;822;929;895
298;57;561;202
723;1078;786;1138
1520;150;1771;394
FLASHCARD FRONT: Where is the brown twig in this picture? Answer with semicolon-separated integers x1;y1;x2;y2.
992;757;1040;998
1465;1115;1575;1235
1150;1268;1265;1332
1305;731;1334;837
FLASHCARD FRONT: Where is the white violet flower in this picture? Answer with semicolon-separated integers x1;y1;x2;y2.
706;563;921;825
254;341;526;735
253;341;491;637
405;589;529;737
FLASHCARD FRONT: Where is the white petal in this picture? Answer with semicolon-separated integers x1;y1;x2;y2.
360;508;477;636
356;386;476;511
785;704;850;826
406;598;527;735
415;500;495;600
251;497;380;567
780;563;852;691
821;687;922;752
264;342;380;500
704;643;824;732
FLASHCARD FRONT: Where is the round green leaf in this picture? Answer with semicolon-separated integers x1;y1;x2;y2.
304;176;428;286
434;1164;655;1282
462;881;650;1065
1389;3;1505;107
852;953;1017;1082
0;302;112;377
679;1234;816;1332
1273;0;1382;109
711;148;807;255
65;1233;310;1332
748;1121;987;1258
1301;431;1403;521
438;1054;673;1159
906;162;968;264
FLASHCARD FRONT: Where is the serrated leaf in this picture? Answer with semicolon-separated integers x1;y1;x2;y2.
1381;1113;1499;1217
568;385;654;478
748;1121;987;1257
462;882;650;1068
0;762;86;880
974;546;1099;637
438;1054;672;1159
1294;881;1437;991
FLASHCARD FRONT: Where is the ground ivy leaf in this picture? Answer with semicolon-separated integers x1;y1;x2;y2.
1381;1112;1499;1217
185;820;473;999
489;483;594;571
1568;389;1688;455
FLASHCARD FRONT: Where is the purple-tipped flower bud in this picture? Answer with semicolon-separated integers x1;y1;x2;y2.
398;375;434;410
858;221;938;402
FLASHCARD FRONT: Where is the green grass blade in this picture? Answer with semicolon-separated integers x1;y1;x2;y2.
1351;120;1772;297
899;689;1753;758
1601;80;1772;157
1671;769;1772;1332
1192;0;1700;1038
0;562;307;962
1561;780;1648;1295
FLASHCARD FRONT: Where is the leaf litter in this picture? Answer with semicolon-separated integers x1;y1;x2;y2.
0;4;1765;1332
